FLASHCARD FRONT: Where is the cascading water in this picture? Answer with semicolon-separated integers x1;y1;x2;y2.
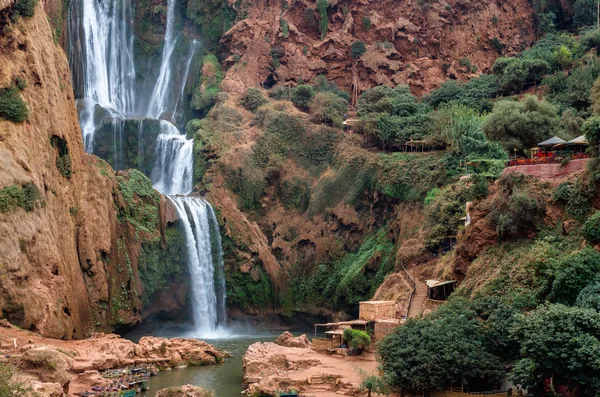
69;0;226;336
169;198;227;335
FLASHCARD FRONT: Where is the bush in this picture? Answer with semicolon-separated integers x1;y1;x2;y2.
584;212;600;243
343;328;371;350
351;40;367;59
317;0;328;39
482;96;560;152
581;29;600;55
50;135;72;179
268;85;292;100
0;87;28;122
311;75;350;101
0;183;41;213
241;88;268;112
576;279;600;311
11;0;38;18
309;92;347;127
291;84;314;108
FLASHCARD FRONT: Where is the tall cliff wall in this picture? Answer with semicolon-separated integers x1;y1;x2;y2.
0;1;184;338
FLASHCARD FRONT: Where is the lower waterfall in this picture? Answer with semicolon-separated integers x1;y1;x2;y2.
168;197;227;336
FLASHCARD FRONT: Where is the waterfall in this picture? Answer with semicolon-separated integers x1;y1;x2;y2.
147;0;178;119
169;197;226;335
70;0;227;335
152;121;194;196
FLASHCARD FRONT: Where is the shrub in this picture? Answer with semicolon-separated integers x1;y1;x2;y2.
0;183;41;213
50;135;72;179
492;57;550;93
268;85;292;100
0;363;29;395
311;74;350;101
362;16;371;31
309;92;347;127
351;40;367;59
241;88;268;112
343;328;371;349
581;29;600;55
482;96;560;152
584;212;600;243
291;84;314;108
0;87;28;122
552;178;593;219
12;0;38;18
490;37;504;54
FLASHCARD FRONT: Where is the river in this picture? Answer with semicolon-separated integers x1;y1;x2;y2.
123;324;280;397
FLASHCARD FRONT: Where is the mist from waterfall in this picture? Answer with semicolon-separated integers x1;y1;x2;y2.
69;0;227;337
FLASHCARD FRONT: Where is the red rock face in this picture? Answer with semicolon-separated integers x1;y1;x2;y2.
221;0;537;96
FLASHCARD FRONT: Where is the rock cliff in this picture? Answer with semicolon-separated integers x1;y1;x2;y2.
0;1;183;338
221;0;537;95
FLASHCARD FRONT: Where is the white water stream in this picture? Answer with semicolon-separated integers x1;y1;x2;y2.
69;0;226;335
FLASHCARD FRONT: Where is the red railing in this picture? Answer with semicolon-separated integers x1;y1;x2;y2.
506;153;589;167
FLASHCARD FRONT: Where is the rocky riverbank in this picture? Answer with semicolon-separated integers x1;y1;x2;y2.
0;321;226;396
243;332;378;396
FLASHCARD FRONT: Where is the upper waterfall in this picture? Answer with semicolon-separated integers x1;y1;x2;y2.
68;0;227;337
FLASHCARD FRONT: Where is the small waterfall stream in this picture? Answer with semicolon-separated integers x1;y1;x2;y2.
69;0;226;336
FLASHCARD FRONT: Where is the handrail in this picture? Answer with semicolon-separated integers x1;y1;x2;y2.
402;263;416;317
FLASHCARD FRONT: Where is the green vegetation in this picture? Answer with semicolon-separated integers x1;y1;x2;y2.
351;40;367;59
482;96;560;152
574;0;600;28
50;135;72;179
191;54;223;115
293;228;395;309
0;363;29;395
0;182;41;213
0;87;28;123
343;328;371;349
241;88;268;112
309;92;347;127
185;0;237;50
379;298;505;393
583;211;600;243
11;0;38;19
116;170;160;233
317;0;328;40
291;84;314;109
138;225;187;305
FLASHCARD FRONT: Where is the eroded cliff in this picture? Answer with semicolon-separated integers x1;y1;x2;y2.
0;1;184;338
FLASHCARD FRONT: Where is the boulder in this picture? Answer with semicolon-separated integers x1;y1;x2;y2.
274;332;311;348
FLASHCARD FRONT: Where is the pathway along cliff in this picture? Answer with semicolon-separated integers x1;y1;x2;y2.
69;0;226;336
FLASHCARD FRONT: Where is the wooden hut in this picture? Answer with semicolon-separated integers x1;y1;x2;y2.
426;280;457;301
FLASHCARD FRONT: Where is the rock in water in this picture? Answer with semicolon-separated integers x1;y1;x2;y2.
274;331;311;348
156;385;215;397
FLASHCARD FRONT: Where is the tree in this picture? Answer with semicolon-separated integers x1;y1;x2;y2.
492;57;550;93
547;247;600;305
482;96;560;152
591;76;600;116
576;279;600;311
511;304;600;396
582;116;600;156
574;0;600;28
291;84;315;109
309;92;348;127
378;299;504;393
360;375;391;397
351;40;367;59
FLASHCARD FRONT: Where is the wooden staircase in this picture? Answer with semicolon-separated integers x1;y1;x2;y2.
407;279;428;319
